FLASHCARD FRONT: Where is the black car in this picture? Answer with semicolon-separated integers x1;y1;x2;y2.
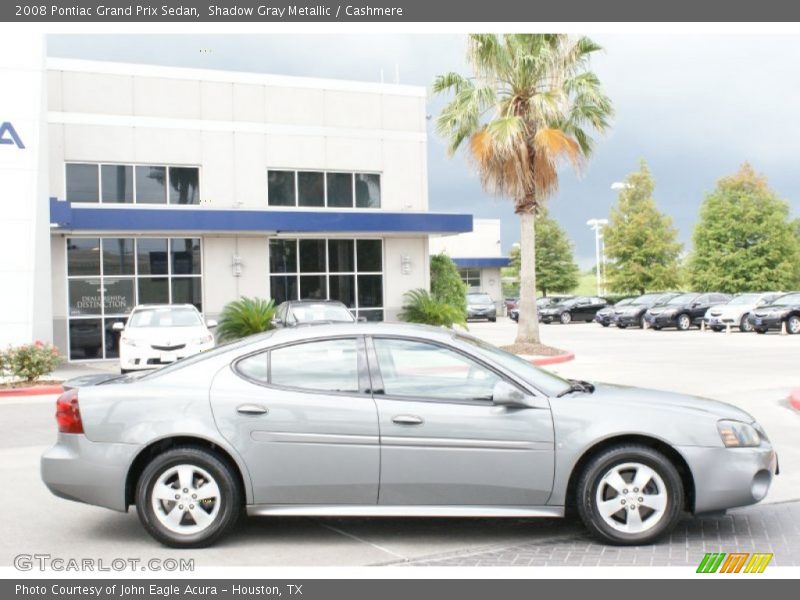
748;292;800;334
594;297;634;327
644;292;731;331
509;295;574;322
539;296;609;324
613;292;680;329
273;300;357;327
466;292;497;322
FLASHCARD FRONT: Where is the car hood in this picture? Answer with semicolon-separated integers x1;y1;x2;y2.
123;325;210;344
585;382;754;422
753;303;798;315
707;303;750;317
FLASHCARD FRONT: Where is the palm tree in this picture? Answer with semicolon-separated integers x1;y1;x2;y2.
434;34;613;346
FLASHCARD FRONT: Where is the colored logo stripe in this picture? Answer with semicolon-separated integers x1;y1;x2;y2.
697;552;773;573
744;553;773;573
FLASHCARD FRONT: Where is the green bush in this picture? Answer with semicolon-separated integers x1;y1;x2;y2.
430;253;468;313
4;341;62;383
216;297;277;342
398;289;467;329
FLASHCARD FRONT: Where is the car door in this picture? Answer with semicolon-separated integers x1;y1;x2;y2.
690;294;711;323
209;335;380;505
572;298;591;320
367;336;555;506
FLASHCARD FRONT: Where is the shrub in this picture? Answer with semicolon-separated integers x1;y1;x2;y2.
430;253;468;313
398;289;467;329
5;341;61;383
216;297;277;342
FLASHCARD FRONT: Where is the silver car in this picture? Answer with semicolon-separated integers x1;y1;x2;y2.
42;323;777;548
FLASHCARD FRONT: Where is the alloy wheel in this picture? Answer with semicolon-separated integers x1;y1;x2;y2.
788;315;800;334
677;314;691;330
740;314;753;333
151;464;221;535
560;312;572;324
595;462;668;534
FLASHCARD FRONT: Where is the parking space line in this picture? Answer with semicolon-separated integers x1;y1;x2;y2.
314;521;409;561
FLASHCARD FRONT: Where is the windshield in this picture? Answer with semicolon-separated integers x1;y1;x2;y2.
667;293;696;305
292;303;354;322
614;298;633;307
129;307;202;328
729;293;760;305
631;294;660;305
468;294;493;304
773;293;800;306
455;334;572;397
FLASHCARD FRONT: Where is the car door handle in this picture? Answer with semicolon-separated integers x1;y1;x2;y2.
392;414;424;425
237;404;269;415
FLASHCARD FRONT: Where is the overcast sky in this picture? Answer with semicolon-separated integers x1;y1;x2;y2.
47;33;800;267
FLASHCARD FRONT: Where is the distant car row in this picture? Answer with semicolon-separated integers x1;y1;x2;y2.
506;291;800;334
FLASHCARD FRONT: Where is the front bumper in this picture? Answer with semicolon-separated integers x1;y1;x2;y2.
120;341;213;370
539;312;558;323
467;308;496;320
615;313;642;326
595;313;614;325
679;444;778;513
748;314;783;330
41;433;139;512
644;312;678;328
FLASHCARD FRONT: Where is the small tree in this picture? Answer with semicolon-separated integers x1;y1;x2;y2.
216;297;277;342
604;161;682;294
688;163;800;293
430;253;468;314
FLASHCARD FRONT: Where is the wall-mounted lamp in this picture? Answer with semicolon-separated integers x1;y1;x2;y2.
400;254;412;275
232;254;243;277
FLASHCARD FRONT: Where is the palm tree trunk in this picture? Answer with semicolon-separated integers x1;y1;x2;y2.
515;209;541;345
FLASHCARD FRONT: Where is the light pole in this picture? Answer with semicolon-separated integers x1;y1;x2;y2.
586;218;608;296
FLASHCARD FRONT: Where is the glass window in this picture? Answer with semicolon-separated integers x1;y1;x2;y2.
329;275;356;308
355;173;380;208
299;239;326;273
101;165;133;203
270;275;297;305
137;239;168;275
269;239;297;273
357;240;382;272
298;171;324;207
169;167;199;205
69;279;103;316
270;339;359;392
357;275;383;308
373;338;500;402
135;166;167;204
104;317;126;359
459;268;481;290
326;172;353;208
171;277;202;310
67;238;101;276
236;352;269;382
69;319;103;360
103;278;134;315
171;238;201;274
66;164;99;203
102;238;134;276
299;275;327;300
268;170;296;206
360;310;384;322
138;277;169;304
328;239;354;272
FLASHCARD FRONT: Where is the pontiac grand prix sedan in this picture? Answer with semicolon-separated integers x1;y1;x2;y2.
42;323;777;548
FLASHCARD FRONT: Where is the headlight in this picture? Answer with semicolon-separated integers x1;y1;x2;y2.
717;420;762;447
191;334;214;345
120;337;139;347
662;308;678;316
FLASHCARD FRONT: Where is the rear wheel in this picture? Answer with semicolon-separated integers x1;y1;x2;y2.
576;445;684;545
136;447;241;548
740;314;753;333
787;315;800;335
676;313;692;331
560;311;572;324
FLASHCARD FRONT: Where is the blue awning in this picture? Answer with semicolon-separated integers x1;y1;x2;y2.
49;198;473;235
452;257;510;268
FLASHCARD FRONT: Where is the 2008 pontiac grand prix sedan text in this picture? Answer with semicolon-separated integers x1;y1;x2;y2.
41;323;778;548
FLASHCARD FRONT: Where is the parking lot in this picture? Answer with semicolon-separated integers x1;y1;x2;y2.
1;318;798;567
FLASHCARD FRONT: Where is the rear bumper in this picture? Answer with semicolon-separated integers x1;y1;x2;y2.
41;433;138;512
679;444;778;513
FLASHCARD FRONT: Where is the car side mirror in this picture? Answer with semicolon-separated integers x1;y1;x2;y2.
492;380;533;408
205;319;218;328
111;322;125;332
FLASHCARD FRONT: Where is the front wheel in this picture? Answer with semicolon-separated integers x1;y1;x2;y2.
136;447;241;548
676;313;692;331
560;311;572;324
576;445;684;545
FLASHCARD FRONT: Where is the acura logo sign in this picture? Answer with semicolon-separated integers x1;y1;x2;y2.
0;122;25;149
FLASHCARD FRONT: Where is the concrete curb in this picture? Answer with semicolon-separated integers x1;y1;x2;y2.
789;388;800;411
0;384;63;398
530;352;575;367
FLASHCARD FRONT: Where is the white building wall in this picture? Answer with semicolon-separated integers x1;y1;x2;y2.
430;218;502;258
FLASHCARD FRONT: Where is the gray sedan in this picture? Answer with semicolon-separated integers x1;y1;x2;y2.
42;323;777;548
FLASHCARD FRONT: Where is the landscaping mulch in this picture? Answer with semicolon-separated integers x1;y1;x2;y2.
0;379;62;390
500;342;567;357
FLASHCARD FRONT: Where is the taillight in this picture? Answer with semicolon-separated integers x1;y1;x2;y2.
55;389;84;434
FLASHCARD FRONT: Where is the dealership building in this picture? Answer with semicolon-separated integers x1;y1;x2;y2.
1;37;476;362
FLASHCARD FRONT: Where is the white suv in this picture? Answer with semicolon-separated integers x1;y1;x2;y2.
704;292;782;332
112;304;216;373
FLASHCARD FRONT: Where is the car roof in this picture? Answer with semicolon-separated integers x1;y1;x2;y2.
262;321;458;344
131;303;198;310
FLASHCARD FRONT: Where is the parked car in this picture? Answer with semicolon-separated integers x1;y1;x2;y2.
273;300;357;327
112;304;216;374
614;292;680;329
644;293;731;331
747;292;800;334
510;295;574;322
466;292;497;322
705;292;782;333
504;297;518;313
42;322;777;548
594;297;634;327
539;296;609;324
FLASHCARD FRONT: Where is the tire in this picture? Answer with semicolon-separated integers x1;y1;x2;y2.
739;314;753;333
711;326;723;333
787;315;800;335
136;446;242;548
601;322;610;327
755;327;768;334
617;324;628;329
121;368;130;375
576;444;684;545
560;311;572;324
676;313;692;331
489;317;497;323
652;325;662;331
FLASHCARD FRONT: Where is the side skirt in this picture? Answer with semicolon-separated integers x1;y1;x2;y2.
246;505;565;518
